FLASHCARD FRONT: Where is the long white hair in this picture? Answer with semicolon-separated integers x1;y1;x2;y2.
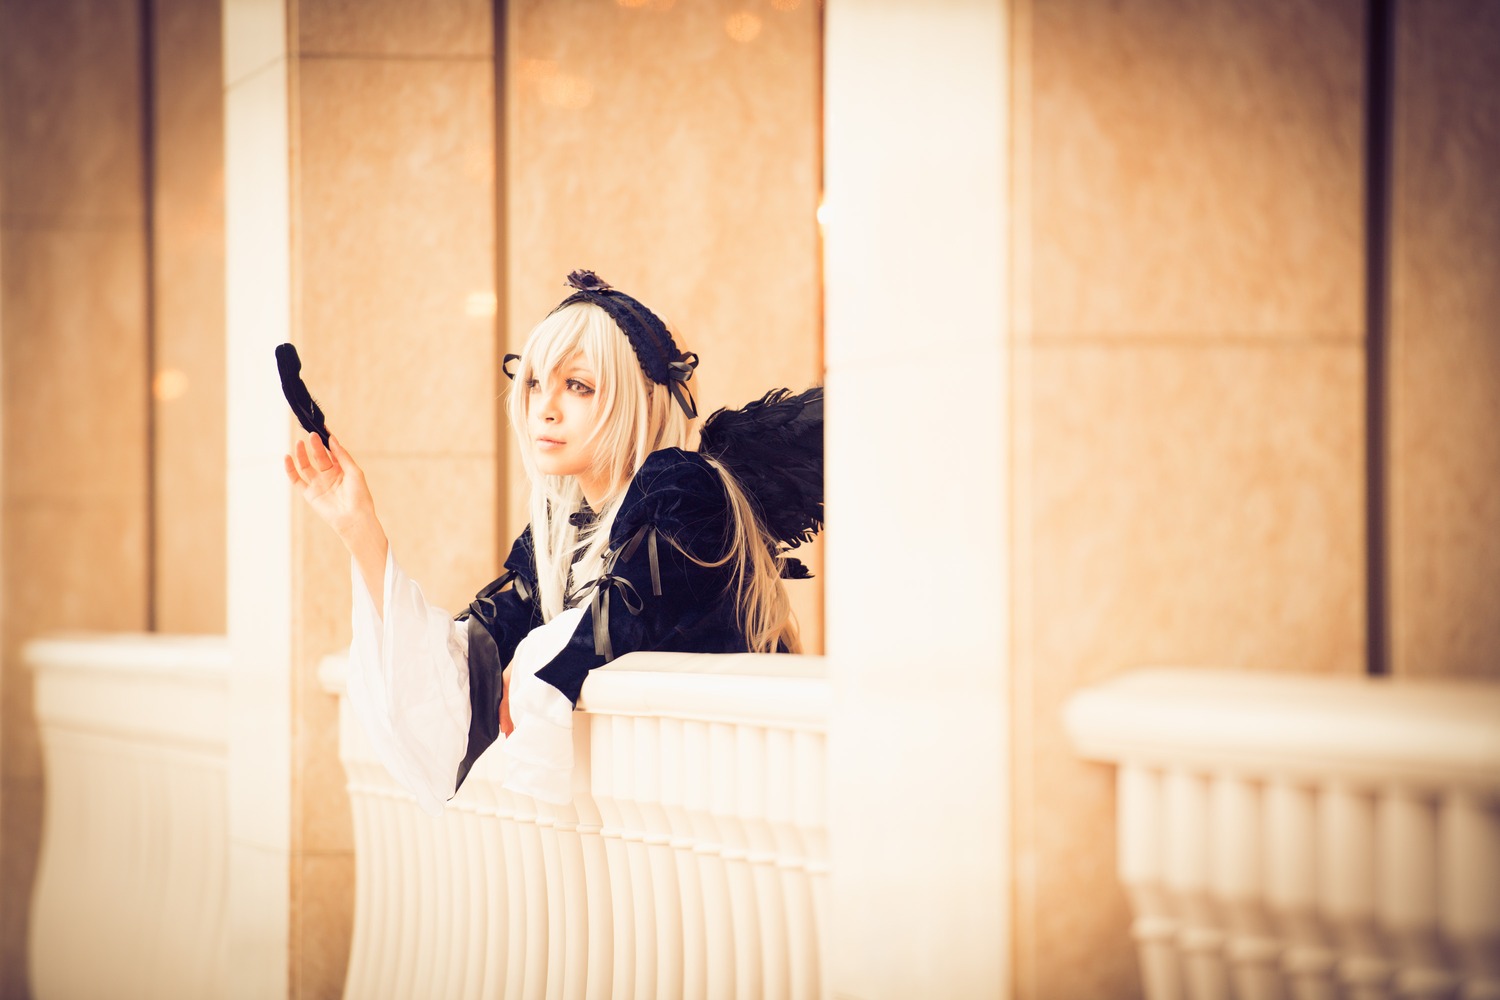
508;301;800;654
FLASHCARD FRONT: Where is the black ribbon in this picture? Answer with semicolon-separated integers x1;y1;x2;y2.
667;353;699;419
502;353;521;380
584;524;663;661
590;572;642;662
460;569;532;623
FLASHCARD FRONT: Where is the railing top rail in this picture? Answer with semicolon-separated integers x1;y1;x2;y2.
1065;668;1500;791
584;652;828;724
29;633;231;750
25;632;231;680
320;651;830;728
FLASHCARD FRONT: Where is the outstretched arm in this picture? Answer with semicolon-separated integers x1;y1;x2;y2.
284;430;389;616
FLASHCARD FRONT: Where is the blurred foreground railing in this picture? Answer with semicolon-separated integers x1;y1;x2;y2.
27;633;230;1000
322;651;830;1000
1066;669;1500;1000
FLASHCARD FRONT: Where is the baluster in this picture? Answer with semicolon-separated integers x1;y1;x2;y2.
456;799;489;1000
694;720;738;999
1318;783;1392;1000
572;719;614;1000
547;723;595;999
344;785;375;999
125;751;156;1000
1438;791;1500;1000
372;787;407;999
1265;780;1337;1000
536;799;567;1000
677;719;712;1000
767;725;814;1000
1209;774;1282;1000
126;749;153;998
197;760;229;998
94;743;122;997
792;727;828;1000
652;716;689;1000
180;757;221;999
740;723;788;1000
424;793;453;996
620;716;660;999
635;715;684;999
496;785;532;1000
151;758;183;997
475;768;511;1000
177;757;219;999
710;720;761;1000
547;794;591;1000
1165;768;1228;1000
388;792;421;1000
1378;789;1455;1000
31;737;83;998
199;762;231;998
514;792;551;1000
594;715;637;1000
432;803;459;1000
1118;764;1181;1000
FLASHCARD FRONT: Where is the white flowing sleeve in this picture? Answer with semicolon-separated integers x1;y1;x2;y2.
500;605;587;805
345;547;472;817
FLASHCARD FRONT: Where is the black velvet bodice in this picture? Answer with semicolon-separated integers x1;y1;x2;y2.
452;448;766;791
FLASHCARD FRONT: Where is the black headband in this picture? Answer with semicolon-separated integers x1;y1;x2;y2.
503;270;700;419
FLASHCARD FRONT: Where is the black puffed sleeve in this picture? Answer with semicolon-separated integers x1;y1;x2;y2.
533;449;743;706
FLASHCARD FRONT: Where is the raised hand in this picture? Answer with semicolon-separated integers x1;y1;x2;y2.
284;432;375;535
284;431;389;614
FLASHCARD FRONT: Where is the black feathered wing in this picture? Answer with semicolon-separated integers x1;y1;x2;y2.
697;386;824;576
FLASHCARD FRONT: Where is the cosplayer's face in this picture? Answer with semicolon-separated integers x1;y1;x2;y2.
526;356;603;483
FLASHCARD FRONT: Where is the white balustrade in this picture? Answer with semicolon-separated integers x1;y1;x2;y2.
27;633;231;1000
322;651;830;1000
1065;669;1500;1000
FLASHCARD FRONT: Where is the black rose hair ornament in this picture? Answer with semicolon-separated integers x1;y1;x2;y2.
503;270;701;419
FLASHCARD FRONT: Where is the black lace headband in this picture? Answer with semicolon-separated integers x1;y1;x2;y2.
503;270;700;419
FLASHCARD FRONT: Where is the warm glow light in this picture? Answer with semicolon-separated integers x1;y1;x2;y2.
815;199;828;228
724;11;762;43
466;291;498;318
517;58;558;82
153;368;189;402
539;72;594;110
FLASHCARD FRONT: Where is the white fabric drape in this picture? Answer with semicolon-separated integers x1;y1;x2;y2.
345;549;580;814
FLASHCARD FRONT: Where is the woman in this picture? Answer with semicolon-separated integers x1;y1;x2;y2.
284;271;820;811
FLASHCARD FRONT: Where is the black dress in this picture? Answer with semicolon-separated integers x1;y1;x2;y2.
453;447;774;793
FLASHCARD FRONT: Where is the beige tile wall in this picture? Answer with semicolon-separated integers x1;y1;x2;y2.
152;0;226;634
0;0;152;993
1389;0;1500;680
284;0;498;994
506;0;825;650
1011;1;1366;996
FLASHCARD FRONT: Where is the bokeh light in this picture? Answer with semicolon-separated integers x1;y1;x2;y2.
152;368;189;402
725;11;762;43
465;291;497;318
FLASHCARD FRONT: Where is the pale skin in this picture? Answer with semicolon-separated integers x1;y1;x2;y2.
282;355;611;740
